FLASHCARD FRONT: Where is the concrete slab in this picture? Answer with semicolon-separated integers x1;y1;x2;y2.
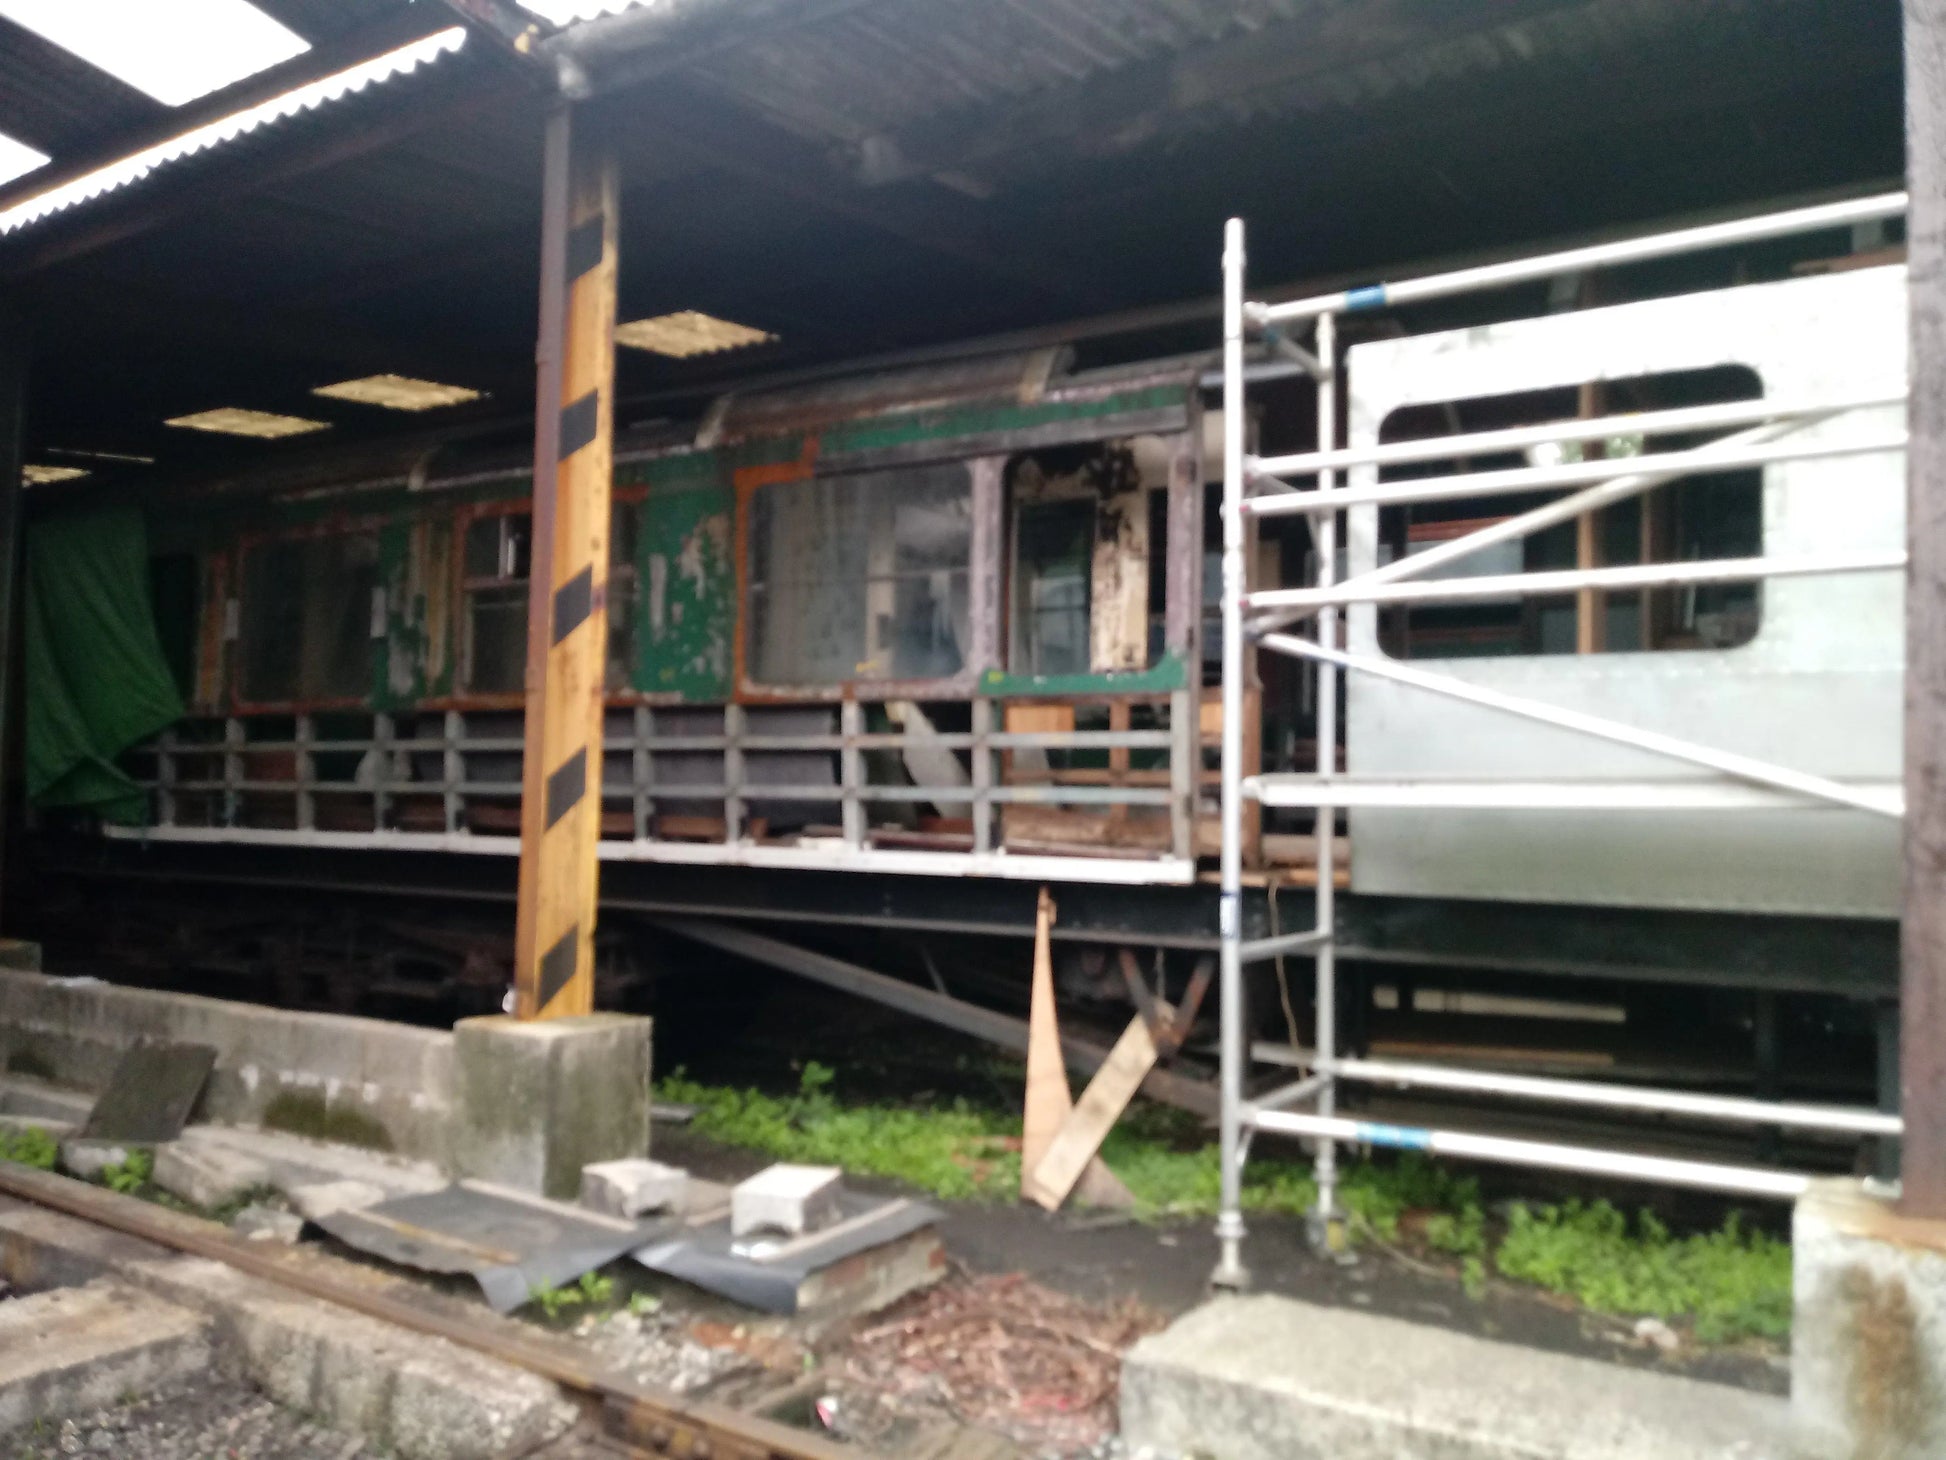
153;1140;271;1210
0;1202;578;1460
0;1074;93;1124
1793;1179;1946;1460
179;1123;445;1201
0;1280;213;1437
1120;1294;1791;1460
58;1138;132;1181
452;1014;652;1199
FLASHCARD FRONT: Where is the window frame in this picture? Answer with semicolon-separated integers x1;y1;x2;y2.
734;455;1002;703
229;520;386;714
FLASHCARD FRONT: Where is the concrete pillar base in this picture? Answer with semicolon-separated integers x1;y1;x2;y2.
451;1014;652;1200
1793;1178;1946;1460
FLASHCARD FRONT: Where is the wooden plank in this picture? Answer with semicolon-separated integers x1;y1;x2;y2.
1023;1005;1166;1211
513;109;618;1022
1021;887;1070;1186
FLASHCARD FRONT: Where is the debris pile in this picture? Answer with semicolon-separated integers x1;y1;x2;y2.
839;1271;1164;1454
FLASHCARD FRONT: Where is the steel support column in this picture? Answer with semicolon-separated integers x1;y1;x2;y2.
0;303;23;929
1905;0;1946;1216
513;106;618;1021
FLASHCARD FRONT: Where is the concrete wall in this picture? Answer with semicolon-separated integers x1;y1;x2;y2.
0;970;454;1164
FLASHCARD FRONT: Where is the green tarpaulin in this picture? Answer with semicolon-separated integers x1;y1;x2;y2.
25;507;184;824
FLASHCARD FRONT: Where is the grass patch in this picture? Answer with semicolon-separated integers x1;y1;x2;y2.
0;1124;57;1170
659;1066;1793;1344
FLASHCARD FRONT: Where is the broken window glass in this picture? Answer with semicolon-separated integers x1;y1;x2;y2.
463;506;636;694
746;464;973;686
239;531;379;704
1011;498;1092;677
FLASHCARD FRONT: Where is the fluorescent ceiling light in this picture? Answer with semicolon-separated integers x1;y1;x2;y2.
0;27;466;236
22;464;87;485
518;0;653;24
616;311;775;359
0;0;310;108
166;407;329;439
313;374;484;412
0;130;47;189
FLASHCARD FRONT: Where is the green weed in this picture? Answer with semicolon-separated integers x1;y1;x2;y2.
0;1125;57;1171
1493;1200;1792;1343
102;1150;152;1196
656;1070;1793;1344
527;1270;616;1321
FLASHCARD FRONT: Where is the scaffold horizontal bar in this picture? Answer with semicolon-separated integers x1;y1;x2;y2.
1245;1108;1814;1199
1245;775;1904;812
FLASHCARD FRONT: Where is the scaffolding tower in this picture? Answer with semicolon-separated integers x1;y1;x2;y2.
1213;191;1914;1288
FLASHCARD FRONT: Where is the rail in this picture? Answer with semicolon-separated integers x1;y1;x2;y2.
115;689;1205;886
1212;192;1909;1285
0;1162;860;1460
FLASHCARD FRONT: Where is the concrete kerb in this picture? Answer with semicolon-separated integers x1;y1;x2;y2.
1120;1293;1792;1460
0;969;455;1164
0;1279;214;1439
0;1198;579;1460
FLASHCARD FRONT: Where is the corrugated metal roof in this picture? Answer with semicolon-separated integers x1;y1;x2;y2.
0;25;468;235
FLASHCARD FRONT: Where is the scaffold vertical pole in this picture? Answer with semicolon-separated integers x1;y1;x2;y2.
513;103;618;1021
1213;217;1250;1289
1313;309;1341;1237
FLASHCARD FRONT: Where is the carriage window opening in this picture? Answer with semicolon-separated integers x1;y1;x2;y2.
746;463;973;686
462;513;530;695
463;507;639;695
148;551;200;701
239;531;380;704
1012;498;1092;677
1371;365;1764;660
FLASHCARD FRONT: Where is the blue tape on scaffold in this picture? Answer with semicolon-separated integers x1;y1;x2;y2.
1345;284;1388;311
1354;1121;1434;1151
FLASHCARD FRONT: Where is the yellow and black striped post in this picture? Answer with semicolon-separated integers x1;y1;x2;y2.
513;105;617;1021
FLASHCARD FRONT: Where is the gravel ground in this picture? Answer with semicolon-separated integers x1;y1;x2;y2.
8;1373;366;1460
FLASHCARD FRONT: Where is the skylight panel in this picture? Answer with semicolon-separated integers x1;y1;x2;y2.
0;130;47;189
0;0;310;108
166;407;329;439
616;311;775;359
22;464;87;485
313;374;484;412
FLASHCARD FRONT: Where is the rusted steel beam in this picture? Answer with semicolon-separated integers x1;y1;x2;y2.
1904;0;1946;1219
437;0;552;59
514;106;618;1021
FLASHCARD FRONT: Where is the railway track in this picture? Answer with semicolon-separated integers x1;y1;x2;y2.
0;1163;868;1460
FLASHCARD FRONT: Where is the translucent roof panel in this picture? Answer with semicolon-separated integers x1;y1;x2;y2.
0;129;47;188
0;0;309;108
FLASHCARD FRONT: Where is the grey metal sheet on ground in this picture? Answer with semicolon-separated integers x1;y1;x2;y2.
81;1042;216;1143
632;1193;939;1314
313;1180;661;1312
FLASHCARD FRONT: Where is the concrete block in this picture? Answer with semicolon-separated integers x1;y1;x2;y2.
732;1164;843;1237
1122;1294;1791;1460
0;1112;74;1144
0;1280;212;1437
0;1075;93;1124
452;1014;652;1200
153;1140;270;1210
58;1138;132;1181
581;1157;687;1218
289;1179;386;1221
181;1123;446;1202
1793;1179;1946;1460
233;1204;305;1244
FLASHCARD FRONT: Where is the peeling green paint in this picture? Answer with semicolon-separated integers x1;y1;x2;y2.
637;479;734;701
979;650;1188;697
